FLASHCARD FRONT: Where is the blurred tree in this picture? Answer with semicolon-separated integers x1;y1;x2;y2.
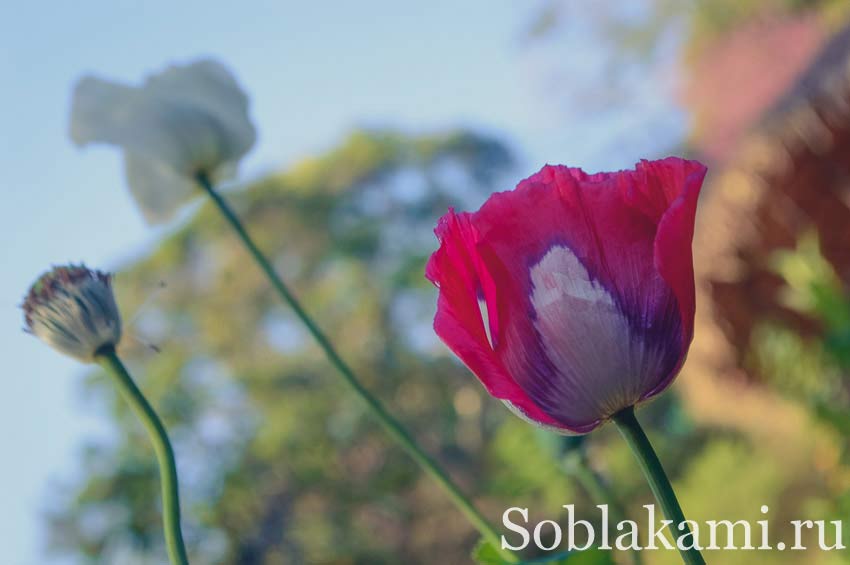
519;0;850;165
44;5;850;558
48;128;521;564
525;0;850;54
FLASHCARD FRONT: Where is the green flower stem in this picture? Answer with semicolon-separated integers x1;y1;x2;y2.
95;345;189;565
196;175;517;563
562;451;642;565
612;406;705;565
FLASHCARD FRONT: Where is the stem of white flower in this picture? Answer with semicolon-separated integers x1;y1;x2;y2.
196;173;518;563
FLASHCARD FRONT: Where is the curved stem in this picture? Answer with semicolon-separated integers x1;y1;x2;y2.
196;175;517;562
612;406;705;565
95;346;190;565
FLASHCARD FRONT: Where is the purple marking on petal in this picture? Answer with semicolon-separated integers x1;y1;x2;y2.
519;245;680;423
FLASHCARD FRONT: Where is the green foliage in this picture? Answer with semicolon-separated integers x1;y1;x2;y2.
772;233;850;368
472;539;507;565
759;233;850;451
472;540;613;565
751;324;849;428
561;549;615;565
746;233;850;563
48;128;514;564
45;124;850;564
486;422;577;507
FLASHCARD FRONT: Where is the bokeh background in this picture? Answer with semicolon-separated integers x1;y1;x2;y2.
3;1;850;563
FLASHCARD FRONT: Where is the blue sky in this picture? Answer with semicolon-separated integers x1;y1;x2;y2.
0;2;685;563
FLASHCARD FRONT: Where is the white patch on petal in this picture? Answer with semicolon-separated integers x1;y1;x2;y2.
529;245;664;420
477;298;494;349
531;248;614;309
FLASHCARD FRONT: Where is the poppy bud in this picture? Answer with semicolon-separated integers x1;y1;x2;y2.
23;265;122;363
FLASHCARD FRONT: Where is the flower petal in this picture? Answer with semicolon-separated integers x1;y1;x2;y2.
70;75;195;171
144;59;257;161
124;152;197;224
426;210;565;430
643;158;707;396
428;158;706;432
69;59;255;178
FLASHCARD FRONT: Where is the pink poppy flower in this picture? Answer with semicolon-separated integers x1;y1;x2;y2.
426;158;707;434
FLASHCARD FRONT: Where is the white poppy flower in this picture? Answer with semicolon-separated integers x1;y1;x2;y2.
69;59;256;224
23;265;122;363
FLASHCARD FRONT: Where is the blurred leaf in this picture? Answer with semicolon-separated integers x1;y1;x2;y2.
472;539;610;565
557;548;615;565
472;540;507;565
